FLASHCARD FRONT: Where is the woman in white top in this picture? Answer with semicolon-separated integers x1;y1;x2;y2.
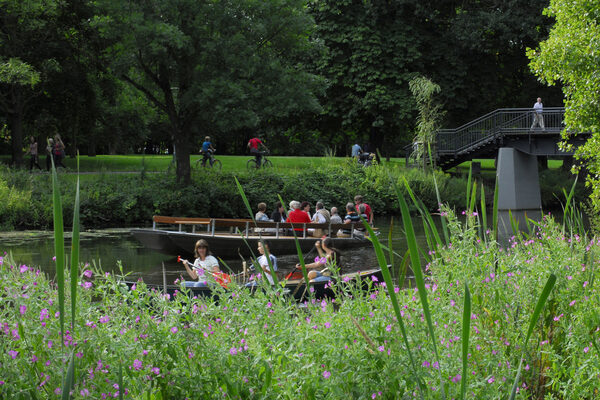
182;239;220;286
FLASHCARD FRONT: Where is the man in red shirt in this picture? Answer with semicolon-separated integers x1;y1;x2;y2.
247;136;269;167
354;195;373;224
286;200;311;233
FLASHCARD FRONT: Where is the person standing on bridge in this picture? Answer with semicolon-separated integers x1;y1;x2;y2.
530;97;545;131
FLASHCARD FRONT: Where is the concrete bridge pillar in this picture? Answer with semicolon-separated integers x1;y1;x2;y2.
496;148;542;245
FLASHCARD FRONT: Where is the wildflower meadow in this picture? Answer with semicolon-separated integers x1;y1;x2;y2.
0;165;598;398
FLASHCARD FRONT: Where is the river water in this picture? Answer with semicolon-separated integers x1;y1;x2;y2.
1;217;434;285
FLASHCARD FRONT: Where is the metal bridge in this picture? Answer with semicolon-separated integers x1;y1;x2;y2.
427;107;590;170
415;107;591;244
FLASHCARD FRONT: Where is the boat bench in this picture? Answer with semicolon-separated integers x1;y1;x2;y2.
152;215;371;238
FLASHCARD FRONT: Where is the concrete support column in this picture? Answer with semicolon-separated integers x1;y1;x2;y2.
496;148;542;245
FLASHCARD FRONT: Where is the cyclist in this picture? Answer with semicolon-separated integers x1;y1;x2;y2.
201;136;216;167
247;136;269;168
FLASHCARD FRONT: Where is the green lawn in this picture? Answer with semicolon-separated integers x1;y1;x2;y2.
1;154;564;175
1;154;408;173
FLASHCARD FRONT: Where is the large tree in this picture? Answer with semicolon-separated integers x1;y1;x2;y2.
93;0;322;183
528;0;600;208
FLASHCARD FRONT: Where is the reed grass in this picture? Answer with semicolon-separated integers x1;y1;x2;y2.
460;283;471;400
509;273;557;400
361;217;425;397
51;158;66;345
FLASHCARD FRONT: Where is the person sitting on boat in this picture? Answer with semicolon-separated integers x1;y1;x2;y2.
295;237;341;282
354;194;373;224
255;202;271;222
286;200;311;233
310;201;331;237
330;207;343;224
300;201;312;220
337;202;361;237
250;240;278;285
270;201;287;223
182;239;221;287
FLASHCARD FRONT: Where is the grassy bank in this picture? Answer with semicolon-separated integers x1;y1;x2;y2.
0;160;467;230
0;154;586;230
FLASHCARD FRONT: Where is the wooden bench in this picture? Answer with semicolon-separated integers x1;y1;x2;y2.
151;215;372;238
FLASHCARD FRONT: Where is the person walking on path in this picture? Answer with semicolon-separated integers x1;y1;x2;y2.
530;97;545;131
28;136;41;170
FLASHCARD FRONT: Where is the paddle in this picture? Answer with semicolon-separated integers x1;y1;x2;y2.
177;256;231;288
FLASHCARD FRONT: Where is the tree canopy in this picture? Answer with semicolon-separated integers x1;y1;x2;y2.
0;0;567;179
93;0;322;182
528;0;600;208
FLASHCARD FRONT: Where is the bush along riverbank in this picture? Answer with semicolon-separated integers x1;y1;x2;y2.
0;167;598;398
0;161;469;230
0;160;587;230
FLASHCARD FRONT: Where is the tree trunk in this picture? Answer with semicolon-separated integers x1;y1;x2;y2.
174;131;191;184
8;101;24;167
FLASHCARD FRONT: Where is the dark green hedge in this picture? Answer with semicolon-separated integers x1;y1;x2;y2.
0;161;585;230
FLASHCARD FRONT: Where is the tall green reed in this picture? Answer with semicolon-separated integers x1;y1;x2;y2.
51;155;82;399
51;158;66;344
361;219;425;397
509;273;556;400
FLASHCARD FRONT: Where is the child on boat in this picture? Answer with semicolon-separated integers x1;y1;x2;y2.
247;240;278;286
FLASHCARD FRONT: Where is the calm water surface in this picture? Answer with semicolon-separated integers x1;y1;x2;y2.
1;217;434;285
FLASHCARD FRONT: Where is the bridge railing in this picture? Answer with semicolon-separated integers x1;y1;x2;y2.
436;107;565;155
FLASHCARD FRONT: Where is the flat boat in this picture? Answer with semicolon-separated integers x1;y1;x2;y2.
131;215;375;257
121;268;383;301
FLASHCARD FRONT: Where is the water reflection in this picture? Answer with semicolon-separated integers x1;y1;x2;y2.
2;217;434;286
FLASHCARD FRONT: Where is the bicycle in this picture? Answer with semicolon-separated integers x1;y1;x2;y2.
246;151;273;170
195;151;222;171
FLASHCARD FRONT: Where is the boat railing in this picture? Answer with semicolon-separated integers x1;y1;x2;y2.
151;215;371;240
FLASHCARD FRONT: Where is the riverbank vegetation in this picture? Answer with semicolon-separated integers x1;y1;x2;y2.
1;170;598;398
0;158;587;231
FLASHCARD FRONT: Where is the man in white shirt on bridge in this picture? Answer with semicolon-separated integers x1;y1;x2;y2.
531;97;545;131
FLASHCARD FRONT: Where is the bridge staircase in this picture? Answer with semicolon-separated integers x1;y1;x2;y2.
430;107;570;170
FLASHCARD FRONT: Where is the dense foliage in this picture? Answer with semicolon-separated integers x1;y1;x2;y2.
1;210;598;398
2;1;564;177
528;0;600;220
0;159;588;231
0;161;469;230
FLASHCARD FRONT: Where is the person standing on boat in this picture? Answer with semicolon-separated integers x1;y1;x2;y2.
255;241;278;285
296;237;341;281
182;239;220;286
